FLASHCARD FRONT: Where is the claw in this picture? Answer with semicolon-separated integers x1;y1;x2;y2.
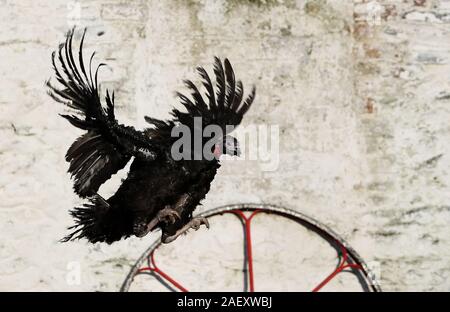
190;217;209;231
161;216;210;243
158;207;180;225
134;206;180;238
203;217;210;229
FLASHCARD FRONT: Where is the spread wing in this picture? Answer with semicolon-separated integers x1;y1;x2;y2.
47;28;156;197
169;57;256;137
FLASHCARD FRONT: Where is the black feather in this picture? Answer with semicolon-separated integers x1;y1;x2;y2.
49;29;257;245
172;57;256;135
224;58;236;108
213;57;226;113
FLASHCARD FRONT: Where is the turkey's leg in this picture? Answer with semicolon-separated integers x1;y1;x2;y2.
134;193;191;238
171;193;191;214
134;206;180;237
161;216;210;244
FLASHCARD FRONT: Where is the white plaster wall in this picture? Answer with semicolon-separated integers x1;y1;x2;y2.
0;0;449;291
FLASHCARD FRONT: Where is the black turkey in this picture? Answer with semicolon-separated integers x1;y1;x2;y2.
47;29;256;244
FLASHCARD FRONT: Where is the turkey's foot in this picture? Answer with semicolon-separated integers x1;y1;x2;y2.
161;217;210;244
134;206;180;238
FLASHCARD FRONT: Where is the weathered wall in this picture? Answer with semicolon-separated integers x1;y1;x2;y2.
0;0;449;291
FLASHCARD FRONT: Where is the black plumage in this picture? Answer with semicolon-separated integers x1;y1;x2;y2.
47;29;256;244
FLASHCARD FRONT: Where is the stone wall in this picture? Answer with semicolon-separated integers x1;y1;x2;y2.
0;0;449;291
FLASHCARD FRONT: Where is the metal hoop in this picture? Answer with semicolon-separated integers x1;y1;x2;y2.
121;203;382;292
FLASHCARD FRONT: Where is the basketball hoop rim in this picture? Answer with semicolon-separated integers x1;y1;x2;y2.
120;203;382;292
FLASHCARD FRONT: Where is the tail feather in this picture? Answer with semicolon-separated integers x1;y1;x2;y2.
61;194;132;244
